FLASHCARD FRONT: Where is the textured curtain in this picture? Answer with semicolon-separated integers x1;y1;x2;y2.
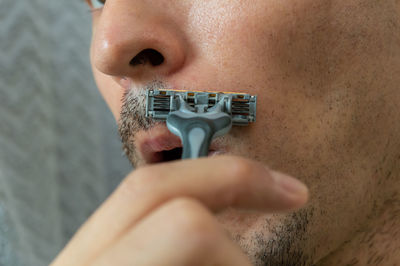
0;1;132;265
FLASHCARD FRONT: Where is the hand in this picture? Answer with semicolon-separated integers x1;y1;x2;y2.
51;156;308;266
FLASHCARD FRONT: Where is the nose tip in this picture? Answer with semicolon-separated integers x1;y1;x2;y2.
93;33;185;81
91;6;186;82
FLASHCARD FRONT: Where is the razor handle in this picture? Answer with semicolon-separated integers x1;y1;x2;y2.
166;112;232;159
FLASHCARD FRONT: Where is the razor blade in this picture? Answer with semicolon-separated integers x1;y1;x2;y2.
146;89;257;159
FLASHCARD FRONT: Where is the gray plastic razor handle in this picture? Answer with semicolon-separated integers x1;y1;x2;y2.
167;112;232;159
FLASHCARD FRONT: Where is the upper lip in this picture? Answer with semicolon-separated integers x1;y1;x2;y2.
136;124;181;164
136;124;222;164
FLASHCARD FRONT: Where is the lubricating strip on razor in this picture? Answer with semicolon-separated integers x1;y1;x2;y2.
146;89;257;159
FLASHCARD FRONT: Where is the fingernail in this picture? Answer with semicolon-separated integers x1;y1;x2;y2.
271;170;308;197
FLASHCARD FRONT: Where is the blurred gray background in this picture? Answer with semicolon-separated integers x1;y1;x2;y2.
0;1;132;265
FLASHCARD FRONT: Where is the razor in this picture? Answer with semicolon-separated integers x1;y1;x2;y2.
146;89;257;159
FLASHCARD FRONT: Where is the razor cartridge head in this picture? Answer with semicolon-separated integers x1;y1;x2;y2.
146;89;257;126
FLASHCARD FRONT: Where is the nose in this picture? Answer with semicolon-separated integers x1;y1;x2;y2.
91;1;187;81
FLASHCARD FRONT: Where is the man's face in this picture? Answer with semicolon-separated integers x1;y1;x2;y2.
87;0;400;264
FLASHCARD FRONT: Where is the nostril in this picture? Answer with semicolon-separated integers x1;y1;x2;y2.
130;49;165;67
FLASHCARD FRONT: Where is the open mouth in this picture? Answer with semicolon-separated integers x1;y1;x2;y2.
136;125;222;165
159;147;183;162
154;147;219;163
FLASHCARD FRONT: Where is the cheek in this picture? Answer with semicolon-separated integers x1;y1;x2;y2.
92;66;124;121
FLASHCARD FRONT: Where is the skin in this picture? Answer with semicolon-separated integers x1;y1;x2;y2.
52;0;400;265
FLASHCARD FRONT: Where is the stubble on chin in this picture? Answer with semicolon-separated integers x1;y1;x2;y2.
229;207;315;266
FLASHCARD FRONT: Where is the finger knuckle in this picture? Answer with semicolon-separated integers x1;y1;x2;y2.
224;156;255;183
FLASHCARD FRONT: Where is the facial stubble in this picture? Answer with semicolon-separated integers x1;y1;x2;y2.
117;82;314;265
